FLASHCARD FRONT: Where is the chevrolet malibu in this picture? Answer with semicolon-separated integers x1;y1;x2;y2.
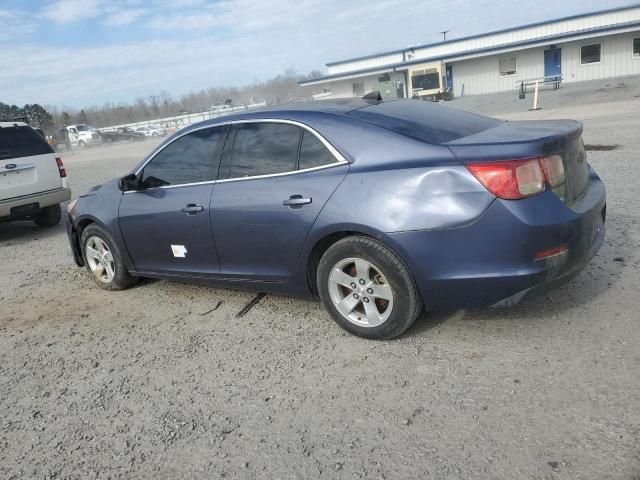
66;98;606;339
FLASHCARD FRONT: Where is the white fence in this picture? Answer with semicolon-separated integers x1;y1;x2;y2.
98;102;268;133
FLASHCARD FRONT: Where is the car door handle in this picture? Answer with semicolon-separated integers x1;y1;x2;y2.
182;204;204;215
283;195;312;208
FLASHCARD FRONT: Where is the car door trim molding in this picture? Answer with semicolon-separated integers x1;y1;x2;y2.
126;119;348;194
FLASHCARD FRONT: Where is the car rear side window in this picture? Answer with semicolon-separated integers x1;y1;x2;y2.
298;131;337;170
225;123;301;179
347;99;501;144
141;126;226;187
0;125;54;160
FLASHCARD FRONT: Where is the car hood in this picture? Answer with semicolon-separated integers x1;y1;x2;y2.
82;178;120;197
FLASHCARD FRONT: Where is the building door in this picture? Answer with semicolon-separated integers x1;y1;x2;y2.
544;48;562;81
446;65;453;91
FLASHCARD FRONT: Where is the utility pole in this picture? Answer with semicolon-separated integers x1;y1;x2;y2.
440;30;449;42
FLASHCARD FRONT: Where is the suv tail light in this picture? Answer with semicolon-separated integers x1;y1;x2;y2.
56;157;67;178
466;155;565;200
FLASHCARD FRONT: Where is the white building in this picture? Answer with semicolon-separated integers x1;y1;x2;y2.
299;4;640;99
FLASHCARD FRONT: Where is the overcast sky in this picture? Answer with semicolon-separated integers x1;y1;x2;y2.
0;0;635;108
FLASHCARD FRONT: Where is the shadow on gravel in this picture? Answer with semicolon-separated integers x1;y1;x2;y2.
0;220;65;244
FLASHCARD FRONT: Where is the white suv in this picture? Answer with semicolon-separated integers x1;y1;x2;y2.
0;122;71;227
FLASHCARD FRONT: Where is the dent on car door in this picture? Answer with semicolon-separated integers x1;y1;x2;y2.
211;122;348;282
118;126;228;276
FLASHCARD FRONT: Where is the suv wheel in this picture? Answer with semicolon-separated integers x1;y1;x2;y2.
33;204;61;227
78;140;86;148
80;225;139;290
317;236;422;340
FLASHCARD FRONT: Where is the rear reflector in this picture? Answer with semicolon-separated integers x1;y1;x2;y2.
534;244;568;260
466;155;565;200
55;157;66;178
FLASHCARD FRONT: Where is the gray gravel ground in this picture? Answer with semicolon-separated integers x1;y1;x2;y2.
1;85;639;479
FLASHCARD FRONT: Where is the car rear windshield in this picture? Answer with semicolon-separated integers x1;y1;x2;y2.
347;100;501;144
0;125;54;160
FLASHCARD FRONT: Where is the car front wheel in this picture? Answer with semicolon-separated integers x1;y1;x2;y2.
80;225;139;290
317;236;422;339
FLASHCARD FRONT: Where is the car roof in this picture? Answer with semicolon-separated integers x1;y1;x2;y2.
0;121;30;128
252;98;384;114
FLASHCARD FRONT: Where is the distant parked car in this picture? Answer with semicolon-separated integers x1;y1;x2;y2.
1;122;70;227
99;127;145;143
66;98;606;339
135;126;166;137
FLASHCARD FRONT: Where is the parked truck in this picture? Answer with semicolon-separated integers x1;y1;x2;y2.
55;124;102;150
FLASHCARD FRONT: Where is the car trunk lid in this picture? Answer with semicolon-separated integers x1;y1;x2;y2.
446;120;589;204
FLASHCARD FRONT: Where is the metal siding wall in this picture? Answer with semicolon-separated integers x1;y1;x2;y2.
328;53;403;75
449;32;640;96
562;32;640;83
328;72;407;98
451;47;545;96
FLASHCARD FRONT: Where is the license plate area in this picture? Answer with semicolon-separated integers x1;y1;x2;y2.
1;165;36;187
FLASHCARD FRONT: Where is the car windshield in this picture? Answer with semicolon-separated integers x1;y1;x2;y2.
75;125;89;131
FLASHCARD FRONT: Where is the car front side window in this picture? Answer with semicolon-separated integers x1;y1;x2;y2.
223;123;302;179
141;126;226;188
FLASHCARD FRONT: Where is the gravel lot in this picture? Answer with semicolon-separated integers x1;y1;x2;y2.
1;86;639;479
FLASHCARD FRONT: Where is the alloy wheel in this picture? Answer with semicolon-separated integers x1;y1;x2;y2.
327;257;394;327
85;236;115;283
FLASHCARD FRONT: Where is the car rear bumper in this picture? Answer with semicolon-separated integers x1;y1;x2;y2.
0;187;71;219
388;169;606;310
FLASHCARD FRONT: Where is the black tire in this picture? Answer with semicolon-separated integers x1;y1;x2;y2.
317;236;422;340
33;204;61;227
80;224;139;291
78;140;86;149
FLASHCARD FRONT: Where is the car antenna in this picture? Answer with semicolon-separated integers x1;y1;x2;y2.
362;91;383;102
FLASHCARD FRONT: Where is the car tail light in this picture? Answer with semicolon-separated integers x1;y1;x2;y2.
466;159;545;199
56;157;67;178
466;155;566;200
539;155;565;187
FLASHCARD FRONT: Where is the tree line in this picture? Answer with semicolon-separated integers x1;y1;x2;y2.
1;69;322;135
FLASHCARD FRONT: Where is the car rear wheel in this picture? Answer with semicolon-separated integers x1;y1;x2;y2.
33;204;61;227
80;225;139;290
317;236;422;339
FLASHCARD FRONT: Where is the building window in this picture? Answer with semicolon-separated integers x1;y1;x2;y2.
352;82;364;97
498;57;517;76
581;44;601;64
634;38;640;58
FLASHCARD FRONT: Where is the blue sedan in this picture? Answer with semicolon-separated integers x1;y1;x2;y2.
66;98;606;339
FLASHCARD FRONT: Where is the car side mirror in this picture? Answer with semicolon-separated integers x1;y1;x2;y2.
118;173;140;191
